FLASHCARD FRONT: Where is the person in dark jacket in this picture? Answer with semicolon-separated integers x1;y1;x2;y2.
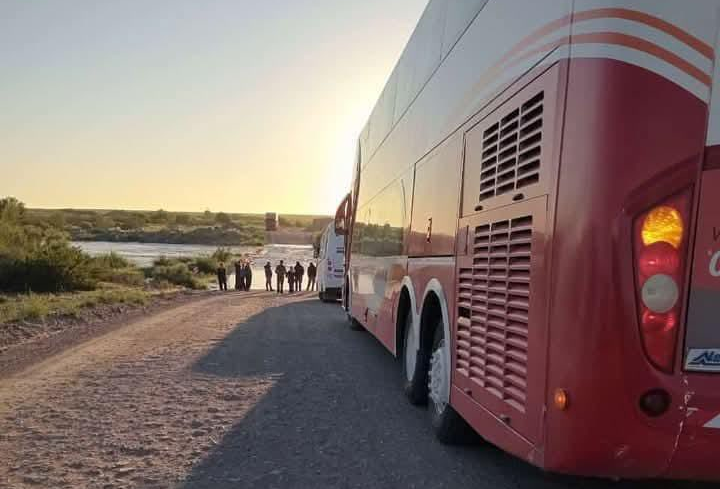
264;262;273;291
287;267;295;293
275;261;287;294
294;262;304;291
306;262;317;291
234;261;243;290
217;263;228;291
244;262;253;291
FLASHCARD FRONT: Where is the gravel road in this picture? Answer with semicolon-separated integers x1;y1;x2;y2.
0;292;712;489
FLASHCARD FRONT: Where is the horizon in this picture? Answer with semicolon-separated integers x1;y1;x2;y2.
1;0;428;215
24;205;330;218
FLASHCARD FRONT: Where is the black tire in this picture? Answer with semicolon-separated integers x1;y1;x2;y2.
428;323;476;444
348;313;364;331
401;312;429;406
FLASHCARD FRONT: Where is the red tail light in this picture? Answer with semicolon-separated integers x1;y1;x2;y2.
633;191;691;373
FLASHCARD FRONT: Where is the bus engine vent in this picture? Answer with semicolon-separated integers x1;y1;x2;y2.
456;215;533;413
478;92;544;202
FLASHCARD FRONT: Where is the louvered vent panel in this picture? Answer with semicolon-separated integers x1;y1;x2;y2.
456;216;533;413
478;92;544;202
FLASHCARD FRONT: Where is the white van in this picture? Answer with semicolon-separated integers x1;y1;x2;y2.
316;223;345;302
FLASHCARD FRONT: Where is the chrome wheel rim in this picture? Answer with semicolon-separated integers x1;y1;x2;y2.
429;338;449;414
404;320;417;382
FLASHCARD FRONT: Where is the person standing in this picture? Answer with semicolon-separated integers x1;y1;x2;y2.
287;267;295;293
217;263;228;291
234;261;243;291
294;261;304;292
307;262;317;291
244;261;253;291
264;262;273;291
275;260;287;294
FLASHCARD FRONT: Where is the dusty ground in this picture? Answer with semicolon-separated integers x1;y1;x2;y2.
0;291;205;378
0;292;714;489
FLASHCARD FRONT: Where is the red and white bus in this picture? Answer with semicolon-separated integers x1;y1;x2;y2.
336;0;720;481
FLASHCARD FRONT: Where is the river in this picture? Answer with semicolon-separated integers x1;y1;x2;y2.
73;241;316;291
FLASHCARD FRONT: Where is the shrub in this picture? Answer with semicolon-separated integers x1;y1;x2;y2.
192;255;217;275
0;197;26;223
149;279;174;290
150;262;204;290
153;255;173;267
103;267;145;287
215;212;232;226
0;242;96;293
212;247;233;264
92;252;131;270
175;214;191;226
19;293;50;320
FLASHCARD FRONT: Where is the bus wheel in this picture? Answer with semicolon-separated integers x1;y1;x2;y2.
402;313;428;405
348;313;364;331
428;322;475;444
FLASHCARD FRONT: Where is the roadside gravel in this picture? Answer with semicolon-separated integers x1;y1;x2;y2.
0;292;712;489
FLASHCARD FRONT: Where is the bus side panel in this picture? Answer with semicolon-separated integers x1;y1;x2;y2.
408;134;463;258
446;61;567;456
349;170;413;349
375;257;410;354
544;58;708;478
407;258;456;340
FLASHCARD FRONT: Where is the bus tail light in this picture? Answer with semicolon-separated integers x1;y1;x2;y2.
633;192;691;373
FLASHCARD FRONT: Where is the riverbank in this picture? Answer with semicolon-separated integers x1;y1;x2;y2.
70;226;266;247
74;242;315;283
25;208;330;247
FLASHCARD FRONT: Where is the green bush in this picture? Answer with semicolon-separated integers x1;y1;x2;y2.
19;293;50;320
102;267;145;287
212;247;233;264
192;255;217;274
0;242;97;293
150;262;204;290
92;252;132;270
0;202;107;293
153;255;173;267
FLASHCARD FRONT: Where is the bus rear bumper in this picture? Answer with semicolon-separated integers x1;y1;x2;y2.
664;411;720;481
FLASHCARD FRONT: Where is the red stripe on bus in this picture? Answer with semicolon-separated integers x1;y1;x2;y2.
511;32;712;88
501;9;714;69
572;32;712;87
574;8;715;60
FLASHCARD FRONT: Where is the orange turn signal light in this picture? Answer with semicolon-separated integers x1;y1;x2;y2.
554;389;569;411
641;206;684;249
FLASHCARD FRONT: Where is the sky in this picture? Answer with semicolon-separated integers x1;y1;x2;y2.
0;0;427;216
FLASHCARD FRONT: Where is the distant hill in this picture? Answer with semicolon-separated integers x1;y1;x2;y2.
23;208;332;247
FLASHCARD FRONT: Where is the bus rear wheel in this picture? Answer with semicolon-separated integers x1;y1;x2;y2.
402;313;428;406
348;313;364;331
428;321;475;444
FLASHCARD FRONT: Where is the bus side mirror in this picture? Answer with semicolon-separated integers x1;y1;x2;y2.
334;193;351;236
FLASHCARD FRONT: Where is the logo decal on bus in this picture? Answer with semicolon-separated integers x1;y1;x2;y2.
686;349;720;371
710;250;720;278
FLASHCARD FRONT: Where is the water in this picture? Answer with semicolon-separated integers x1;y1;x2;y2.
73;241;316;291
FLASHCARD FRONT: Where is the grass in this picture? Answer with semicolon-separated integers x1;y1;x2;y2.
0;288;162;324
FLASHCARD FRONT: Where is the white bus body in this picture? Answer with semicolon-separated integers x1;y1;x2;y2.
317;224;345;302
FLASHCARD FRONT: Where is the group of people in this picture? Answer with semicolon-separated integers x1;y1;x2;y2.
234;260;253;291
214;260;253;291
215;259;317;293
267;260;317;294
